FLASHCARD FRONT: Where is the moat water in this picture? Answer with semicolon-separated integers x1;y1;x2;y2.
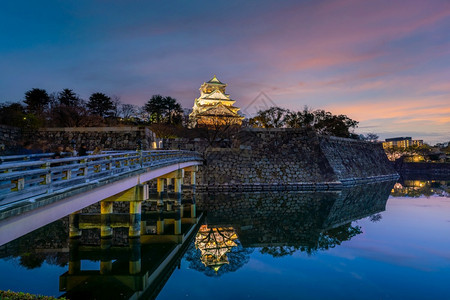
0;179;449;299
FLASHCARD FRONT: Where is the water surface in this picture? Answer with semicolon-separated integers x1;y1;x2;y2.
0;180;449;299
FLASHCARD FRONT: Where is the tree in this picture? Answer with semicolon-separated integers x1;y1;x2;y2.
46;89;100;127
165;96;183;125
0;102;26;127
284;106;315;128
359;133;379;142
144;95;183;124
249;106;288;128
24;88;50;115
49;102;101;127
57;89;80;106
313;110;359;138
120;104;138;120
248;106;359;138
87;92;115;118
144;94;165;123
195;113;241;147
111;95;122;118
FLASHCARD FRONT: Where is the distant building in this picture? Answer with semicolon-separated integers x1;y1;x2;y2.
189;75;243;127
382;137;423;149
436;142;449;148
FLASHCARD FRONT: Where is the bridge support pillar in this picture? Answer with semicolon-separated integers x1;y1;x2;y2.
159;169;184;193
100;261;112;274
191;172;196;185
157;207;165;234
69;211;82;238
157;178;165;193
100;201;113;238
191;203;196;218
174;178;182;194
103;184;149;202
174;207;181;235
68;239;80;275
157;192;164;207
129;238;141;275
129;201;142;238
157;219;165;234
100;238;112;273
184;166;198;187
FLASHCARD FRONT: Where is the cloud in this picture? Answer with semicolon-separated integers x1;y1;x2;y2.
0;0;449;142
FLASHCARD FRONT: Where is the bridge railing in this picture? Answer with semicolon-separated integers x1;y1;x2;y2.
0;150;202;206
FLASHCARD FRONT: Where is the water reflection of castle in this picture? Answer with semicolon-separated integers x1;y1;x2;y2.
195;225;238;272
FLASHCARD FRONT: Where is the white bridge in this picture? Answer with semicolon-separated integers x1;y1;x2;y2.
0;150;203;245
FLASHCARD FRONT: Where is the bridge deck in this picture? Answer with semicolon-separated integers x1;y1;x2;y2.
0;150;202;244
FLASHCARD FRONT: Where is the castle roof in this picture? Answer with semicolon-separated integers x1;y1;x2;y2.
206;75;225;85
200;90;231;101
196;102;242;117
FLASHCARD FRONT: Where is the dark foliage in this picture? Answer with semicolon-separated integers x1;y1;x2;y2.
23;88;50;115
87;92;116;118
144;95;183;125
249;106;359;138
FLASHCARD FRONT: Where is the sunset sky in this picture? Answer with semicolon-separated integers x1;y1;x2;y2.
1;0;449;144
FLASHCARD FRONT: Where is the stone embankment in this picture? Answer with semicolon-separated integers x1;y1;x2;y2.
195;128;398;190
0;125;22;154
0;126;158;153
1;125;398;189
30;126;157;150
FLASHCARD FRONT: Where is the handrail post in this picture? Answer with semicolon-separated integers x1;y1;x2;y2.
40;162;51;191
11;178;25;191
106;156;113;171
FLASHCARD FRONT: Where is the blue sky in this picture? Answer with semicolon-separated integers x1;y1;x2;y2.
1;0;449;144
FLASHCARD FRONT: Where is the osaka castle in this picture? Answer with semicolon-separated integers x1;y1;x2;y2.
189;75;244;127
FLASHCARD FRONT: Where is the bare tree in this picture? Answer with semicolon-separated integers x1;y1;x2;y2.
121;104;137;119
195;115;241;148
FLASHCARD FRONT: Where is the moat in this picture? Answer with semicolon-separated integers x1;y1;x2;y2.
0;178;449;299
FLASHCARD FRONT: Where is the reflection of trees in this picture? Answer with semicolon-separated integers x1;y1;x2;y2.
0;219;69;269
259;223;362;257
260;246;297;257
185;225;253;277
370;213;382;222
317;223;362;252
19;253;44;269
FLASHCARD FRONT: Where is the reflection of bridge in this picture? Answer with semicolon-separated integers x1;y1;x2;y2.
0;150;202;245
60;202;202;300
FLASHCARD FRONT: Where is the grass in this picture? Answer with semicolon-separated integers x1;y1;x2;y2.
0;290;65;300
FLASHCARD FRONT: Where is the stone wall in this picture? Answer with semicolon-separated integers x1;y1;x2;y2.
319;136;398;184
163;138;209;153
24;126;156;151
0;125;22;154
195;128;397;189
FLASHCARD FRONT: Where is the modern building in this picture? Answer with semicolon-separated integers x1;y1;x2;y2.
189;75;243;127
382;137;424;149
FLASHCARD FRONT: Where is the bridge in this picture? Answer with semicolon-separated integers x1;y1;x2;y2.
0;150;203;245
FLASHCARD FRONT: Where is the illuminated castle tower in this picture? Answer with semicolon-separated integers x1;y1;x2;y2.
189;75;243;127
